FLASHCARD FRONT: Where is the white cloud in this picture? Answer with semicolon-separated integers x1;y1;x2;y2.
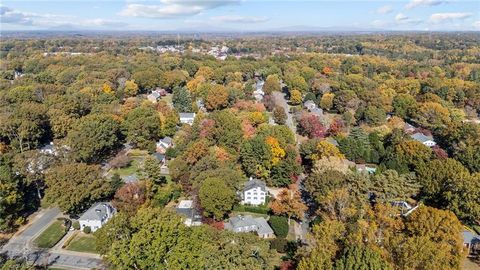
395;13;423;25
0;6;127;29
429;12;472;23
211;15;268;23
0;6;34;25
395;13;408;21
473;21;480;29
405;0;447;9
120;0;241;18
376;5;393;15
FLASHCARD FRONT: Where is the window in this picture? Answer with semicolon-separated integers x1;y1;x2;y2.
247;192;251;195
253;197;257;200
247;197;251;200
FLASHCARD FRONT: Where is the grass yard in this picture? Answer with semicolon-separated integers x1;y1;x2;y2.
231;211;269;219
113;159;140;176
65;233;97;254
34;220;67;248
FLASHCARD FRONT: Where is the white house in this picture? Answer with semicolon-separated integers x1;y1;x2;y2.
147;90;161;103
224;215;274;238
303;100;316;111
179;112;196;125
241;177;267;206
410;132;436;147
253;80;265;102
78;202;115;232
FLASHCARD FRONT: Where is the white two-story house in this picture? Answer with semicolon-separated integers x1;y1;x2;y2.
241;177;268;206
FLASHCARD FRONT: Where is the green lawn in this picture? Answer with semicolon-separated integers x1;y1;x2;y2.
65;233;97;254
113;159;140;176
34;220;67;248
231;211;269;219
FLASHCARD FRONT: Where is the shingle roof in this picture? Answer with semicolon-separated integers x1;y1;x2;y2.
254;217;274;235
161;137;173;144
225;215;273;235
410;132;434;143
79;202;114;222
152;153;165;162
244;178;266;192
179;112;195;119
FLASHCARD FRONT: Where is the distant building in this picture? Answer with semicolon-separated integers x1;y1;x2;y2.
179;112;196;125
224;215;274;238
463;230;480;255
410;132;436;147
176;200;202;227
326;137;339;147
147;90;162;103
156;137;173;153
355;164;377;174
303;100;323;116
78;202;115;232
303;100;316;111
152;153;166;164
253;80;265;102
241;177;268;206
403;122;416;133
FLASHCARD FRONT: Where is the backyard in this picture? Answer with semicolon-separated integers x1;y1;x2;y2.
65;233;97;254
33;220;68;248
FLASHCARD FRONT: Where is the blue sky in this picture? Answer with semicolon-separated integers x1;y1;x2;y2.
1;0;479;31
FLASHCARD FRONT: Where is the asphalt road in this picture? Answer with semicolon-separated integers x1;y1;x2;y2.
272;91;296;134
1;207;104;269
2;207;61;256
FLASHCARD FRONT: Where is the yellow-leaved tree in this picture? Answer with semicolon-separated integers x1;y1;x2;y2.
265;136;285;166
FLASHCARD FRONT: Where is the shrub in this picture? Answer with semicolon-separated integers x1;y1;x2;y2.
83;226;91;234
72;221;80;230
270;238;288;253
269;215;289;238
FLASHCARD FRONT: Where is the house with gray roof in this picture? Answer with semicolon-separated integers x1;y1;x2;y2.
224;215;274;238
156;136;173;153
241;177;268;206
78;202;116;232
303;100;316;111
147;90;162;103
463;230;480;255
179;112;196;125
410;132;436;147
176;200;202;227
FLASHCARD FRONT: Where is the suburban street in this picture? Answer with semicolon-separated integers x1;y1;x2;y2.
272;90;310;241
1;207;104;270
2;207;61;255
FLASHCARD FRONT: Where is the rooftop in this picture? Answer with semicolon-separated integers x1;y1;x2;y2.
244;177;266;192
179;112;196;118
225;215;274;235
410;132;434;143
78;202;114;222
463;230;480;244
